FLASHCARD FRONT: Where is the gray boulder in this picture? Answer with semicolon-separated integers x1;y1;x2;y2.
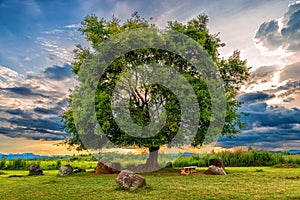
29;164;43;175
58;164;73;176
116;170;146;191
204;165;226;175
165;162;173;168
209;158;225;169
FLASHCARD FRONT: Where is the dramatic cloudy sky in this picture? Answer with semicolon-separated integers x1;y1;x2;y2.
0;0;300;154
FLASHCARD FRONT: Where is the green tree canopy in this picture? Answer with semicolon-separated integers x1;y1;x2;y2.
62;12;250;171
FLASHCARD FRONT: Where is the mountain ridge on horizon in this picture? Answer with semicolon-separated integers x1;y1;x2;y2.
0;153;70;160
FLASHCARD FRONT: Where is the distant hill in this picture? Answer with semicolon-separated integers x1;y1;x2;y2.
0;153;69;160
288;150;300;154
269;149;300;154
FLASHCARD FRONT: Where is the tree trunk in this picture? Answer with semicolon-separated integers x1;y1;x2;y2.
144;146;160;171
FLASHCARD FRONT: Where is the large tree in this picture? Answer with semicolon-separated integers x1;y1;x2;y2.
62;12;250;171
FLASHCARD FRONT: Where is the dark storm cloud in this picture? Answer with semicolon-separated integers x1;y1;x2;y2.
247;102;267;112
0;100;67;140
238;90;300;128
274;80;300;100
0;114;64;140
218;129;300;149
243;106;300;128
0;126;64;140
278;81;300;90
33;107;60;115
0;87;49;98
43;64;73;80
56;98;68;107
238;92;274;103
5;108;28;116
0;113;61;131
283;97;295;102
33;99;68;115
254;1;300;52
220;92;300;149
221;64;300;149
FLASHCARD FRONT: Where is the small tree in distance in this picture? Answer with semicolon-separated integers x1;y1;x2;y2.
62;12;250;171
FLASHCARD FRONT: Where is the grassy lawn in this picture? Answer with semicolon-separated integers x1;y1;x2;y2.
0;167;299;200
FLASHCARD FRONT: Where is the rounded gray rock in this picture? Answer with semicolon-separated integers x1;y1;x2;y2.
58;164;73;176
209;158;225;169
29;164;43;175
204;165;226;175
116;170;146;191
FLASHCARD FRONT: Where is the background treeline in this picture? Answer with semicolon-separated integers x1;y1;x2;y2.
0;155;98;170
1;149;300;170
173;149;300;167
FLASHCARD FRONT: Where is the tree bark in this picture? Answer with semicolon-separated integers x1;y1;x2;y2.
144;146;160;171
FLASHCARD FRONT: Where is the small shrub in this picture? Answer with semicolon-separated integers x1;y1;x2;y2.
6;159;27;170
255;169;264;172
189;160;199;167
197;159;206;167
191;155;200;161
173;157;189;167
69;157;78;161
55;160;62;169
0;158;6;169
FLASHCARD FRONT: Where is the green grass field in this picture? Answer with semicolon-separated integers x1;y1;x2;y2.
1;167;299;200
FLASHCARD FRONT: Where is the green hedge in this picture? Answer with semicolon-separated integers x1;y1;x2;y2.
173;150;300;167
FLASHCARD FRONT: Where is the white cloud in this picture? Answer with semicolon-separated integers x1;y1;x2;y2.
241;60;300;111
25;0;41;16
0;66;22;88
63;24;81;29
42;29;64;35
110;1;136;19
34;24;89;69
24;57;32;61
157;6;186;28
37;37;73;65
253;1;300;64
